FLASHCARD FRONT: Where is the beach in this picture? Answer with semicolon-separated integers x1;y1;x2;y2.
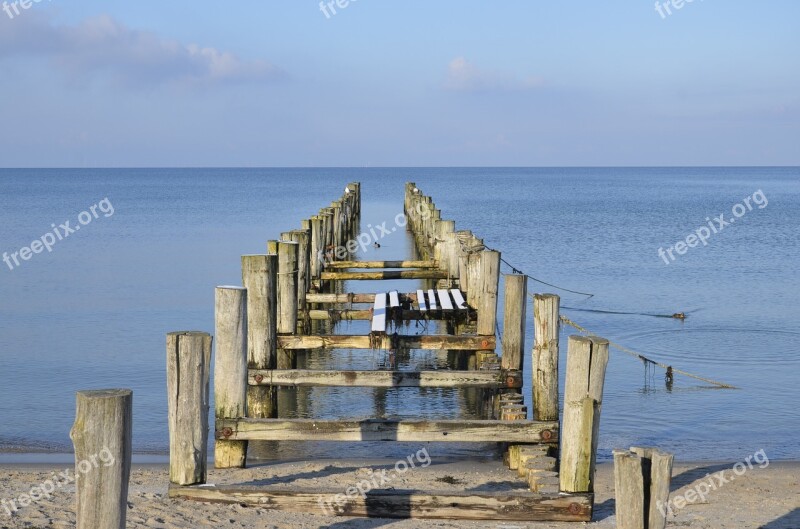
1;460;797;528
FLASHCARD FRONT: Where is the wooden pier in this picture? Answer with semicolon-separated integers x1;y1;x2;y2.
167;181;608;522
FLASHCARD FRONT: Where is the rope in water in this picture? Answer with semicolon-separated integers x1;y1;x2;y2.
559;315;738;389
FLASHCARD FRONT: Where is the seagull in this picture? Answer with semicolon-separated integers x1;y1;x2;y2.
344;187;351;194
413;187;419;194
373;242;381;248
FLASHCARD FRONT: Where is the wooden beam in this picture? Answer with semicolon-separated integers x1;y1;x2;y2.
323;260;439;269
427;289;438;310
248;369;522;388
169;484;592;522
216;418;559;443
321;270;449;280
388;290;400;308
306;292;419;304
416;289;427;311
451;289;468;310
277;334;496;351
437;289;454;311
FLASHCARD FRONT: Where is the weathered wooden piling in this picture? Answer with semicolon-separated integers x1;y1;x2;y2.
277;241;299;369
214;286;248;468
70;389;132;529
476;250;501;336
242;255;278;419
612;447;674;529
560;335;609;493
167;331;212;485
501;274;527;372
533;294;560;422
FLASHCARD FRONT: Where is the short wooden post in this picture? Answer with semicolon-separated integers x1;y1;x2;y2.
289;229;310;328
70;389;132;529
501;274;527;371
267;239;278;255
476;250;501;336
214;286;248;468
560;335;609;493
614;449;645;529
533;294;560;421
242;255;278;419
630;447;674;529
277;241;298;369
166;331;212;485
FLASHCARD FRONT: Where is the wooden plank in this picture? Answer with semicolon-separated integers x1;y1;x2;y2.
427;289;438;310
450;289;468;310
437;289;454;311
306;293;418;304
416;289;427;311
278;334;496;351
169;484;592;522
248;369;521;388
216;418;559;443
323;260;439;269
371;293;387;333
321;270;449;280
389;290;400;308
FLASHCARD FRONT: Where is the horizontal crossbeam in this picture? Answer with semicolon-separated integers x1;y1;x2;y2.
247;369;521;388
277;334;495;351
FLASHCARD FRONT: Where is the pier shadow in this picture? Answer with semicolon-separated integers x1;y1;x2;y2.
669;463;732;492
760;508;800;529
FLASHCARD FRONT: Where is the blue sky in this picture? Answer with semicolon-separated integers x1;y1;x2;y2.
0;1;797;167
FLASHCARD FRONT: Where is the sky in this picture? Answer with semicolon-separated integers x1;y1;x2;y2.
0;1;797;167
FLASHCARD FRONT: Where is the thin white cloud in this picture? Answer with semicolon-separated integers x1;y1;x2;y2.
444;56;543;93
0;14;283;86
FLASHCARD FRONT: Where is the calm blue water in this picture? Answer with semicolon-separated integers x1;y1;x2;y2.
0;168;798;462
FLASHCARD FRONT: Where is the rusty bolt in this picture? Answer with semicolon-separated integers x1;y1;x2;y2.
221;427;233;438
254;374;264;384
541;429;553;441
506;376;517;387
481;339;489;348
568;502;582;515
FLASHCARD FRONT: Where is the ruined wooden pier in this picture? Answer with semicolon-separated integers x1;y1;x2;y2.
167;181;608;522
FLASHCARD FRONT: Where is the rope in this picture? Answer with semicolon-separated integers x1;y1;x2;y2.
559;316;738;389
489;249;594;299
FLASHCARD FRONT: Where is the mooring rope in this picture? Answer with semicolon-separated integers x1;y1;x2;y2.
559;316;738;389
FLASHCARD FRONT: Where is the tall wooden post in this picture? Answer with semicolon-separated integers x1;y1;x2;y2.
533;294;560;422
167;331;212;485
501;274;527;372
310;216;324;281
277;241;299;369
560;335;609;493
242;255;278;419
476;250;501;336
214;286;248;468
70;389;132;529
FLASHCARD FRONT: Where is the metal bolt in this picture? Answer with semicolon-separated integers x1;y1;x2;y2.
254;374;264;384
569;502;582;515
541;429;553;441
221;427;233;438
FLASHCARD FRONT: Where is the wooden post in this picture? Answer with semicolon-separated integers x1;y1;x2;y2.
501;274;527;371
310;216;324;280
277;241;299;369
166;331;212;485
242;255;278;419
214;286;248;468
476;250;501;336
630;447;674;529
267;239;278;255
560;335;609;493
70;389;132;529
614;449;645;529
533;294;560;422
289;229;311;323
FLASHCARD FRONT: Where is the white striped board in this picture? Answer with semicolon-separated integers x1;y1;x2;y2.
427;289;437;310
388;290;400;308
437;289;454;311
371;293;387;333
450;289;468;310
416;289;427;311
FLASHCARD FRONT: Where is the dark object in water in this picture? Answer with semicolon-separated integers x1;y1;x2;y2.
373;242;381;248
671;312;686;320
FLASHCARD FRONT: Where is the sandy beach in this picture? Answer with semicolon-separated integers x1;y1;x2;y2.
1;459;797;528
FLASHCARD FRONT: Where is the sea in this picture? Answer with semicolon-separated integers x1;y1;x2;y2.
1;167;797;463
